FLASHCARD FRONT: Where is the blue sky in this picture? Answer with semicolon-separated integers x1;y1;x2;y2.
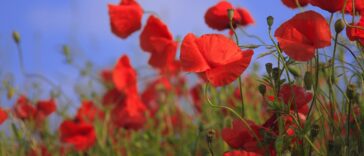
0;0;337;108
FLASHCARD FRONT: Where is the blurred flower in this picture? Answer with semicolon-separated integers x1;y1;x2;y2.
345;0;364;15
35;99;56;123
108;0;143;39
140;15;178;70
190;83;204;113
141;77;172;116
59;119;96;151
113;55;138;95
281;0;309;9
275;11;331;61
0;107;7;125
180;33;253;86
76;101;104;123
204;1;254;31
346;16;364;45
223;150;261;156
279;84;312;114
14;96;37;120
27;146;51;156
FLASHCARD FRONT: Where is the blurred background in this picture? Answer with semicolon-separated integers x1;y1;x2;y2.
0;0;333;110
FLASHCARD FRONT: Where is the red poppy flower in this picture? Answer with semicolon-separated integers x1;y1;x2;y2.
100;69;113;84
274;11;331;61
27;146;51;156
204;1;254;31
36;99;56;117
108;0;143;39
281;0;309;9
111;95;147;130
76;101;104;123
180;33;253;86
190;83;204;113
345;0;364;14
279;84;312;114
346;17;364;45
222;119;275;154
141;77;172;115
113;55;138;95
310;0;345;13
223;150;261;156
102;88;125;107
140;15;178;69
14;96;36;120
59;119;96;151
0;107;7;125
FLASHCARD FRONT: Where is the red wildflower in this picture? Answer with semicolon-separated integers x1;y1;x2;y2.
180;33;253;86
140;15;178;69
35;99;56;123
345;0;364;14
27;146;51;156
310;0;345;13
275;11;331;61
346;17;364;45
113;55;138;95
190;83;204;113
76;101;104;123
204;1;254;31
279;84;312;114
141;77;172;115
59;119;96;151
223;150;262;156
14;96;36;120
108;0;143;39
222;119;275;154
102;88;125;107
111;95;147;130
281;0;309;9
100;69;113;84
0;107;7;125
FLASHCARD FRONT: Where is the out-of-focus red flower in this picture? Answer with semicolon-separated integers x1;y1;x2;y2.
100;69;113;84
279;84;312;114
275;11;331;61
180;33;253;86
310;0;345;13
281;0;309;9
345;0;364;14
346;17;364;45
111;95;147;130
108;0;143;39
223;150;262;156
190;83;204;113
140;15;178;70
59;119;96;151
222;119;275;154
102;88;125;107
27;146;51;156
76;101;104;123
113;55;138;95
14;96;36;120
204;1;254;31
0;107;7;125
35;99;56;123
141;77;172;115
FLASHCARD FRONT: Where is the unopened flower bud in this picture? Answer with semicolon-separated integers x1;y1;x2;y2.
346;84;356;100
288;66;300;77
227;9;234;21
335;19;345;34
265;63;273;74
267;16;274;28
258;84;266;96
206;129;216;144
12;31;20;44
272;67;280;81
304;71;313;90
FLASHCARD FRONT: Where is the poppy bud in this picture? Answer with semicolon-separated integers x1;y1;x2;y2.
272;67;280;81
288;66;300;77
334;19;345;34
227;9;234;22
12;31;20;44
265;63;273;74
258;84;266;96
346;84;356;100
304;71;313;90
267;16;274;28
206;129;216;144
310;124;319;139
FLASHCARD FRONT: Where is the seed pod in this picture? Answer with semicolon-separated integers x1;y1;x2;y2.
12;31;20;44
267;16;274;28
227;9;234;22
334;19;345;34
258;84;266;96
272;67;280;81
206;129;216;144
346;84;356;100
265;63;273;75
